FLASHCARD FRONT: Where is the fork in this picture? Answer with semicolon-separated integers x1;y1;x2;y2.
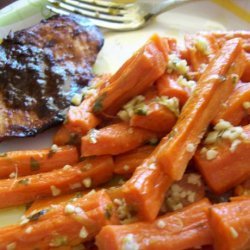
46;0;198;31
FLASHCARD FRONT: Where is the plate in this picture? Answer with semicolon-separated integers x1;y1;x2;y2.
0;0;249;227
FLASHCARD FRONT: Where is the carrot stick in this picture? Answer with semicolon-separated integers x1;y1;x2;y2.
114;145;154;175
234;178;250;197
156;38;247;180
0;156;114;208
81;123;158;157
53;126;81;146
92;34;169;116
156;73;190;106
185;33;219;72
0;190;118;250
25;193;79;217
194;124;250;194
130;101;178;134
213;82;250;126
199;31;250;52
242;53;250;82
0;146;78;179
96;198;212;250
209;199;250;250
123;158;172;221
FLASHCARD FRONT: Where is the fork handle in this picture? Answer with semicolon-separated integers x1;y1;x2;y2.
142;0;199;17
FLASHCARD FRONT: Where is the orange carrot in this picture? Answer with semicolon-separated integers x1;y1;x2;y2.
25;193;79;216
96;199;212;250
200;31;250;52
234;178;250;196
242;53;250;82
130;101;178;134
209;199;250;250
92;34;169;116
81;123;158;157
53;126;81;146
213;82;250;126
114;145;154;175
0;190;118;250
54;75;111;146
156;38;247;180
66;108;101;134
185;33;219;72
194;125;250;194
156;73;190;106
123;158;172;221
0;146;78;179
0;156;114;208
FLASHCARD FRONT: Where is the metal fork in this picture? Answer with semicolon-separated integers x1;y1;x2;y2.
46;0;198;31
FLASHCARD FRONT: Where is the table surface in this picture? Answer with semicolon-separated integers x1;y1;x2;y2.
0;0;16;9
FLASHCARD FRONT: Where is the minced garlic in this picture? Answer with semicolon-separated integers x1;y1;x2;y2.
50;185;61;196
206;149;218;160
82;178;92;188
121;234;139;250
167;54;189;75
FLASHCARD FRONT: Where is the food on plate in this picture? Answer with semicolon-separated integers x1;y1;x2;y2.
209;199;250;250
96;199;212;250
0;14;103;141
0;145;78;178
194;124;250;194
0;156;113;208
0;30;250;250
0;190;118;249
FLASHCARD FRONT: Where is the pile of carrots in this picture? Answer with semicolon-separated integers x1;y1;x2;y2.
0;31;250;250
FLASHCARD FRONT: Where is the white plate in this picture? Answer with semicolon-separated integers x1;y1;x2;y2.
0;0;249;227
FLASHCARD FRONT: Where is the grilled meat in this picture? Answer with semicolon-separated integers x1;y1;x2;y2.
0;14;104;140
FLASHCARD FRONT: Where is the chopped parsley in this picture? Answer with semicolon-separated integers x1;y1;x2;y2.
30;157;40;171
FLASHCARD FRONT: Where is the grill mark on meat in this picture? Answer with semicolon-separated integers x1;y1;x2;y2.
0;14;104;140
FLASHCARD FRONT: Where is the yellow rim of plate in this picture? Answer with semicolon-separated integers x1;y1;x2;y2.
213;0;250;23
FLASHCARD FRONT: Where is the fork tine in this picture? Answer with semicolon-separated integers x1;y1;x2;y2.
47;3;143;31
76;0;133;9
48;0;134;22
56;0;127;15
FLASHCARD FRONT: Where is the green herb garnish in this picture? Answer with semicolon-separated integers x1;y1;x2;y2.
30;157;40;171
17;178;30;185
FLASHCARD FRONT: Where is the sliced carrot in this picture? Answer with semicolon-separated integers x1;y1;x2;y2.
53;126;76;146
96;199;212;250
25;193;78;216
81;123;158;157
200;31;250;52
157;38;247;180
242;53;250;82
194;125;250;194
156;73;190;106
185;33;219;72
66;108;101;135
92;34;169;116
0;190;118;250
0;146;78;179
114;145;154;175
213;82;250;126
234;178;250;196
0;156;114;208
209;199;250;250
123;158;172;221
130;101;177;134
